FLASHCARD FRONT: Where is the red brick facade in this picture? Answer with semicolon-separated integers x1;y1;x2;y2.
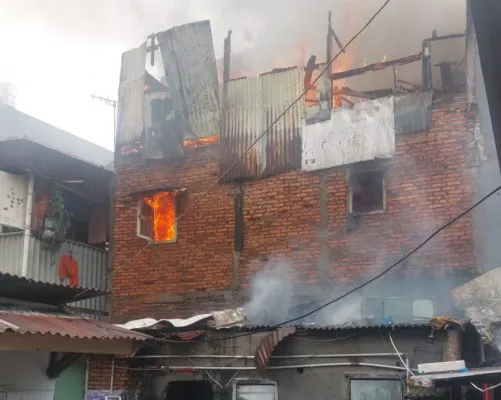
108;96;476;322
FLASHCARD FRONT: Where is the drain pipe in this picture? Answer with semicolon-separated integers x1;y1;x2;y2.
110;358;115;393
124;362;413;373
21;171;34;277
132;353;407;360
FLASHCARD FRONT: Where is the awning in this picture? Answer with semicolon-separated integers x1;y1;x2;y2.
0;272;106;305
411;367;501;387
0;302;152;356
254;327;296;376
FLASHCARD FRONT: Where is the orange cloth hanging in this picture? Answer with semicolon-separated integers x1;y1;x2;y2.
58;255;79;287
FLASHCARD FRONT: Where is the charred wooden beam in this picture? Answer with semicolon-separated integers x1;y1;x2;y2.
332;52;422;81
304;55;317;92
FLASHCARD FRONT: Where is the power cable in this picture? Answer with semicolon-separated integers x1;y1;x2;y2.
154;184;501;343
74;0;392;299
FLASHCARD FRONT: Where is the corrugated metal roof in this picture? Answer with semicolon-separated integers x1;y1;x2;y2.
221;67;303;182
0;105;114;170
157;20;220;140
0;309;150;341
116;43;147;146
254;327;296;376
0;272;106;305
218;322;430;332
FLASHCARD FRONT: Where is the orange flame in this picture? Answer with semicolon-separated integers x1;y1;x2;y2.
183;134;220;149
143;191;177;242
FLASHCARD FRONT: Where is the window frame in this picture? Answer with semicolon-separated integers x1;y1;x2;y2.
232;379;278;400
347;166;387;216
348;377;403;400
136;191;178;244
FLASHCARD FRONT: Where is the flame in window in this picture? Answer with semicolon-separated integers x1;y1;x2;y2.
143;191;177;241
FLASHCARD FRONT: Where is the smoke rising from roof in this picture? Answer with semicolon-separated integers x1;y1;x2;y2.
3;0;465;74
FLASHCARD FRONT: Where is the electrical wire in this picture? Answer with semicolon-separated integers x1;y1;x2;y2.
387;331;415;376
155;184;501;344
470;381;501;392
74;0;392;299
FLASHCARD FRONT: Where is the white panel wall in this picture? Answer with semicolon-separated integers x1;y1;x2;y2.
301;97;396;172
0;351;55;400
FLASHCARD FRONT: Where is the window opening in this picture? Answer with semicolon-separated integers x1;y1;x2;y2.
350;379;402;400
165;381;213;400
350;170;385;214
137;191;177;242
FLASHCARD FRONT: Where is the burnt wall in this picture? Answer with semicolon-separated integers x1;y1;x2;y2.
110;95;476;322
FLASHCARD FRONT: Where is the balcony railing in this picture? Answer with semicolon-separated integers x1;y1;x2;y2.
0;232;107;314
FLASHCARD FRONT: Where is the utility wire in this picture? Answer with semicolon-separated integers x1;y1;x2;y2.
74;0;392;299
156;184;501;343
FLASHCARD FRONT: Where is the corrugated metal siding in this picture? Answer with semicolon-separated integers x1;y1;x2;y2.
116;43;147;145
221;76;263;181
221;68;303;182
302;96;396;172
261;68;303;176
0;234;106;315
157;20;220;140
0;232;23;276
254;327;296;376
394;92;433;134
27;238;107;313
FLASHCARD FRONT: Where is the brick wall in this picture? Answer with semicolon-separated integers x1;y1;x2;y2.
110;96;476;322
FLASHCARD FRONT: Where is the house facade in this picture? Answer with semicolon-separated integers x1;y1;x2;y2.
98;2;499;399
0;104;114;315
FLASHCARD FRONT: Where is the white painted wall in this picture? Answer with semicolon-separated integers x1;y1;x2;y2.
0;351;55;400
301;97;396;172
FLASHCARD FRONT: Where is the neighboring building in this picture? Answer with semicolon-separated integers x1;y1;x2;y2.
0;272;150;400
0;105;114;315
98;3;499;399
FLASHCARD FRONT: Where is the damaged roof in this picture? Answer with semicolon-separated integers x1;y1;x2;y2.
0;299;150;341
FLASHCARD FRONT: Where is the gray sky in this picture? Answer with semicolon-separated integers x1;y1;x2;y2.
0;0;465;151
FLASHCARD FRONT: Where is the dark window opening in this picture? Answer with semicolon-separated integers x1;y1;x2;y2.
164;380;214;400
350;170;385;214
350;379;402;400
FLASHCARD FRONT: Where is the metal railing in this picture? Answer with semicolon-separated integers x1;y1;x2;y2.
0;232;107;314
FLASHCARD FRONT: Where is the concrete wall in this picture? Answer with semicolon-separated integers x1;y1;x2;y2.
471;35;501;272
0;351;55;400
301;97;395;172
146;328;449;400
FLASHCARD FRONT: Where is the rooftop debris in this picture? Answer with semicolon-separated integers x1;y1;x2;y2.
451;268;501;346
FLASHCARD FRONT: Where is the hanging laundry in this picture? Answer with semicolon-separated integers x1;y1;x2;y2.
58;254;79;287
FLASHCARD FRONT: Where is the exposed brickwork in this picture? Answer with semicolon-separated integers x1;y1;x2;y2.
87;355;132;391
110;97;476;322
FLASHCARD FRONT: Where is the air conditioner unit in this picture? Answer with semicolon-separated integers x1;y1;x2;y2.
0;171;28;230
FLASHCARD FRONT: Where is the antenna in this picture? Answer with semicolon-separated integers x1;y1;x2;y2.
90;94;118;147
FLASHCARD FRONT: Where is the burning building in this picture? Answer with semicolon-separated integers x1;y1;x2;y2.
86;2;501;399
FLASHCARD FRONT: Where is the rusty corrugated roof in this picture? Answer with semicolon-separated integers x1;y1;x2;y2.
254;326;296;376
0;310;151;341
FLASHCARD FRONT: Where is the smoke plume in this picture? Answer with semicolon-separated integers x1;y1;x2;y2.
3;0;466;73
